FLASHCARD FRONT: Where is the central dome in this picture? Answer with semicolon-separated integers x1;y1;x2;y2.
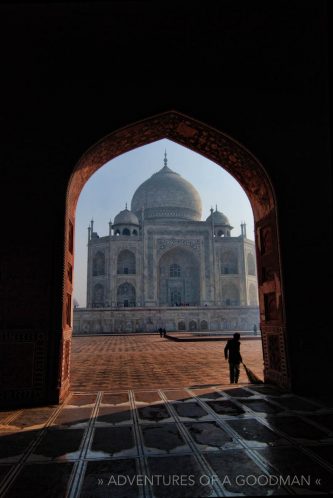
131;155;202;221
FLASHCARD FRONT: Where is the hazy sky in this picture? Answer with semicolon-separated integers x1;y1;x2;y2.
73;139;254;306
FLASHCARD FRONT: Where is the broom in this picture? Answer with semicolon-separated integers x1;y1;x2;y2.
242;362;263;384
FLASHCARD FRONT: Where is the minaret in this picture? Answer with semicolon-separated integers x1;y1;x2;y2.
87;219;94;307
141;207;145;307
210;207;215;234
210;207;216;304
109;219;112;236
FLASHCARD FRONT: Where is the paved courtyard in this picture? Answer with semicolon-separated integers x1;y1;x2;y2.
70;334;264;391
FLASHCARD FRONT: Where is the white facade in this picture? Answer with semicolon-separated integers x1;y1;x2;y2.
74;155;259;334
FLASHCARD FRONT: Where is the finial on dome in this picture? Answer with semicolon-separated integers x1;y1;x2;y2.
164;150;168;168
215;205;218;212
125;202;128;210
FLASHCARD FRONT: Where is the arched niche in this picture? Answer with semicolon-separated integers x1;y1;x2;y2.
92;251;105;276
117;250;136;275
93;283;104;307
117;282;136;307
158;247;200;306
222;282;240;306
249;283;258;305
247;253;256;276
221;250;238;274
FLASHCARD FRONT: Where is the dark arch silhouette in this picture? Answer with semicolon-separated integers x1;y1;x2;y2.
62;110;288;402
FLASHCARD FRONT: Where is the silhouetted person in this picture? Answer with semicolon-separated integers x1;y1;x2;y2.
162;328;166;337
224;332;242;383
253;324;257;336
158;327;163;338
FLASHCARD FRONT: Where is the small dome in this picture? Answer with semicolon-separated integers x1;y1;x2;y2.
113;208;139;226
206;209;231;225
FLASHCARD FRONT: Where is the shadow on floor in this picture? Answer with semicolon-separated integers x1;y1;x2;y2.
1;385;333;496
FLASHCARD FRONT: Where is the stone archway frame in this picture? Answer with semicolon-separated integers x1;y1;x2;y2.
62;110;289;401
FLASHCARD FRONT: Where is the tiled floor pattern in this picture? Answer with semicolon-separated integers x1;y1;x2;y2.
1;386;333;497
70;335;264;390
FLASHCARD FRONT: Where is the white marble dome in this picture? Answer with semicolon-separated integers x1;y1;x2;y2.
131;158;202;221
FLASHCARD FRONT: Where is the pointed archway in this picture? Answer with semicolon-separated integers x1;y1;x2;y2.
60;111;289;401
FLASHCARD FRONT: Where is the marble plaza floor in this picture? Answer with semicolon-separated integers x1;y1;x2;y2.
70;334;264;391
1;335;333;497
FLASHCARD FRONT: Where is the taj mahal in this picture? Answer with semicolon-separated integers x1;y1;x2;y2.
73;153;260;334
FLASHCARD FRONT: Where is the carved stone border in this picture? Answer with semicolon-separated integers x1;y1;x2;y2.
157;238;201;257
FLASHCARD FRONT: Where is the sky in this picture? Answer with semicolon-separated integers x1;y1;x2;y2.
73;139;254;307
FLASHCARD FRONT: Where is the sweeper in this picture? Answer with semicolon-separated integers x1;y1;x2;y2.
224;331;263;385
224;332;242;384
